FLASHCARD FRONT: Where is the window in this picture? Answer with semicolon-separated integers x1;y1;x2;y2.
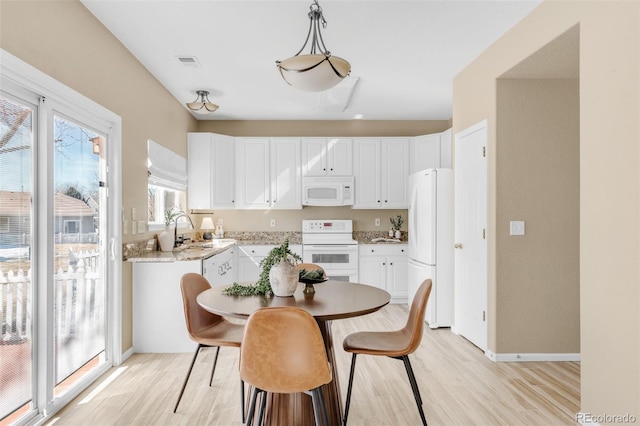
147;140;187;230
147;184;185;227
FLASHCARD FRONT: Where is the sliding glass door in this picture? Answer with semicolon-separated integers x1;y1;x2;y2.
52;115;107;397
0;56;120;424
0;92;36;423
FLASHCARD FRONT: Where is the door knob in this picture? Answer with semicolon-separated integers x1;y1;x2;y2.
454;243;463;249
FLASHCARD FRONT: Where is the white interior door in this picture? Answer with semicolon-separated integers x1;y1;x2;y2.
454;120;488;351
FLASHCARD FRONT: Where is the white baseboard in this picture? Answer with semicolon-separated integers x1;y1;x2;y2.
485;350;580;362
121;346;134;363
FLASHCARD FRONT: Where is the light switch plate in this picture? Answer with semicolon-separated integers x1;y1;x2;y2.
131;221;137;235
131;207;137;221
375;218;380;227
123;220;129;235
510;221;525;236
270;219;276;228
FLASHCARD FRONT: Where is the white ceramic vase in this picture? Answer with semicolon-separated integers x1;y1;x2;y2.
158;226;175;252
269;259;299;297
395;230;402;240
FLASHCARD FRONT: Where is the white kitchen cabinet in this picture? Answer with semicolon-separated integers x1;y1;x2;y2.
132;247;238;353
270;138;301;209
353;137;409;209
237;244;303;283
359;244;408;304
236;137;301;209
410;128;452;173
302;137;352;176
236;137;271;209
187;132;235;210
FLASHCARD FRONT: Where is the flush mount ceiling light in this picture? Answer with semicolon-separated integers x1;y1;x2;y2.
186;90;218;114
276;0;350;92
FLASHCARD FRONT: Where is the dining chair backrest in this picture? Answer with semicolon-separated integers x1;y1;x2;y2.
402;279;432;355
240;307;331;394
180;273;223;337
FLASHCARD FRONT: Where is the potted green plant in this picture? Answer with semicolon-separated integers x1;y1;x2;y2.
390;215;404;239
223;239;302;296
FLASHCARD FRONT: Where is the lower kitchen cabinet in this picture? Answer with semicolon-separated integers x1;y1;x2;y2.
237;244;302;283
358;244;408;304
132;247;237;353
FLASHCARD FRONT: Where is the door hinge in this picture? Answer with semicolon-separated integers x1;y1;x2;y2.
482;228;486;239
482;311;486;322
482;146;486;157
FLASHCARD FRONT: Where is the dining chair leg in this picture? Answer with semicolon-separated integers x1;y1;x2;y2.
343;353;358;425
208;346;221;386
246;387;261;426
401;355;427;426
173;344;203;413
241;380;246;423
257;390;267;426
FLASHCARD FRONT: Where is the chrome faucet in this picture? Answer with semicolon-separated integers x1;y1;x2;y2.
174;212;195;247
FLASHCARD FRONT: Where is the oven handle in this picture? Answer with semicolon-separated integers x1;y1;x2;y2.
304;245;358;251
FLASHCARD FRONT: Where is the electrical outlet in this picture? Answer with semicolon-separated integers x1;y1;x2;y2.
510;221;525;236
375;218;380;227
131;221;137;235
270;219;276;228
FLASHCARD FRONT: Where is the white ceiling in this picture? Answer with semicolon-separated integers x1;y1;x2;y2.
81;0;542;121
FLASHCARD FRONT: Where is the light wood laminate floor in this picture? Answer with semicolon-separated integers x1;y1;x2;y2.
46;304;580;425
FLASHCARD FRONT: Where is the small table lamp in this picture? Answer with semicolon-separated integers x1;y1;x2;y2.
201;217;214;240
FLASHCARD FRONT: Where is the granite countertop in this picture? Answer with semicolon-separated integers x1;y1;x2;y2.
125;230;407;262
126;240;236;263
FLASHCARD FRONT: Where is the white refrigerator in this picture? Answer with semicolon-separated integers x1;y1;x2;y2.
407;168;454;328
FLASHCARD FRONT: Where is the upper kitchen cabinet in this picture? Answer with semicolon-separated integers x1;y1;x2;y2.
410;128;452;173
187;132;235;210
236;137;301;209
353;137;409;209
302;137;352;176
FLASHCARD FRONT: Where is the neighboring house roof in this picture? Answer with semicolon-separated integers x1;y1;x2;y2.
0;191;95;217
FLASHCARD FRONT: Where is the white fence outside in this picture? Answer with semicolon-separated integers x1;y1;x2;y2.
0;250;103;345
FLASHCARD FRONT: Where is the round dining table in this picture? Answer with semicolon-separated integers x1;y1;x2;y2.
197;280;391;426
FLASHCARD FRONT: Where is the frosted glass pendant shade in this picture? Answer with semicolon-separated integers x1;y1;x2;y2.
186;90;219;114
277;54;350;92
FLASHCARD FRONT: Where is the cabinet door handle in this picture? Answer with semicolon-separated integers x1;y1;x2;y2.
382;262;386;266
390;262;393;266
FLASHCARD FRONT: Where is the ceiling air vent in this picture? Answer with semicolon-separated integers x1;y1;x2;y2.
176;56;201;68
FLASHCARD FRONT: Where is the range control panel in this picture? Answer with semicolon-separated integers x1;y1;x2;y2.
302;219;353;233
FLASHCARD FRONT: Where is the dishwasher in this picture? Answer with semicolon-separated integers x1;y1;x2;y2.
202;247;235;286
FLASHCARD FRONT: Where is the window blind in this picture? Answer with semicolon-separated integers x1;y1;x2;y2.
147;139;187;190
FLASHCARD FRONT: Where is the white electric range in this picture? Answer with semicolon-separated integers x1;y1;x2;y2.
302;219;358;282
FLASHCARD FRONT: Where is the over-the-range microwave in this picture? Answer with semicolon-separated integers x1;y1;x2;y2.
302;176;355;206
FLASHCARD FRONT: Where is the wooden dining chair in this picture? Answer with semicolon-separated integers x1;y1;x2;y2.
174;273;246;421
342;279;432;426
240;306;332;426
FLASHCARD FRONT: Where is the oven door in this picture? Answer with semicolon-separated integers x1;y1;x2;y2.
302;244;359;282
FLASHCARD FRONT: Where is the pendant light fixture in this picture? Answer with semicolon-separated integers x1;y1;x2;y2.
186;90;219;114
276;0;350;92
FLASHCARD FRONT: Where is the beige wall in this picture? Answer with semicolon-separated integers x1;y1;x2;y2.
454;0;639;417
197;120;450;137
496;78;580;353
